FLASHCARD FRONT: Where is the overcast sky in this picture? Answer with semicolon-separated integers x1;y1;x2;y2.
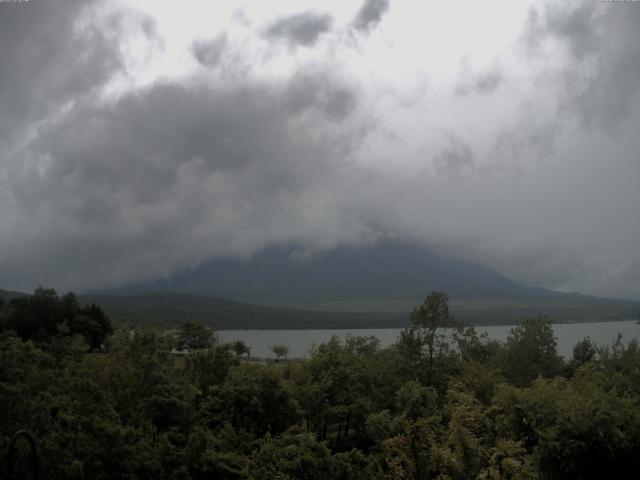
0;0;639;299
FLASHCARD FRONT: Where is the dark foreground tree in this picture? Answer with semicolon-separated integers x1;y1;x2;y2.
175;321;214;351
249;430;334;480
502;316;563;386
0;288;111;349
4;288;640;479
397;291;461;385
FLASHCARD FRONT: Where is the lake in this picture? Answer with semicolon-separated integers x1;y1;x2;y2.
218;320;640;359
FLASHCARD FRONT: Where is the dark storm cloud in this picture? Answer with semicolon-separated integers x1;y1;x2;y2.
352;0;390;33
192;33;228;67
264;11;333;47
0;0;122;141
1;73;372;290
35;82;351;192
524;1;640;131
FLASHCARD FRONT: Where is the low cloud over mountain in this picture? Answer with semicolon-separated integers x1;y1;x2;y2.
1;0;639;300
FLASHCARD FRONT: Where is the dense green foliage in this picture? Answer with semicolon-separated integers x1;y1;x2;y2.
2;290;640;479
0;287;112;349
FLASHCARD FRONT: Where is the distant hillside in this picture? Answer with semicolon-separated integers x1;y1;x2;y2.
101;242;565;304
79;292;639;329
289;297;640;324
0;289;29;302
3;287;637;329
77;292;406;330
87;242;640;327
6;243;638;329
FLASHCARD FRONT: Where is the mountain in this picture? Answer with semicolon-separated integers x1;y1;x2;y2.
4;244;637;328
103;242;555;304
4;250;638;328
92;242;639;326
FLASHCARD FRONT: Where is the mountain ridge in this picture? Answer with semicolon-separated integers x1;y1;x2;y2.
5;242;638;328
98;242;610;304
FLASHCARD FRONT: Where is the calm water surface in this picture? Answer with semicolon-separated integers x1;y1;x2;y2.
218;320;640;359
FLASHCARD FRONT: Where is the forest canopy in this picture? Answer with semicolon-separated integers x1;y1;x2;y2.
2;290;640;479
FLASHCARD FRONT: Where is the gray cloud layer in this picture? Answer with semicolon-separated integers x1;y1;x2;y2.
0;0;121;141
2;62;373;290
525;1;640;130
264;11;333;46
352;0;390;32
1;0;639;300
192;34;228;67
455;67;504;97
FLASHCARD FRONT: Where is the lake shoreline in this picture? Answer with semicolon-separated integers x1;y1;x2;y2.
217;320;640;360
218;316;638;332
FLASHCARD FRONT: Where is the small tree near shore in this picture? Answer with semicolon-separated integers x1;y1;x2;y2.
271;344;290;361
232;339;251;359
